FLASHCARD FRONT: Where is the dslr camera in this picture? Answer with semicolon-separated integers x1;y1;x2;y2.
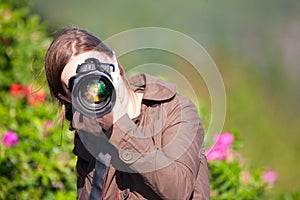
68;58;116;118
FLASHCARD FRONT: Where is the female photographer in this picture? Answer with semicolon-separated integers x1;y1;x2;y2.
44;26;210;200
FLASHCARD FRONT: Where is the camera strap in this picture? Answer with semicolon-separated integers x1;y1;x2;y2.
88;153;111;200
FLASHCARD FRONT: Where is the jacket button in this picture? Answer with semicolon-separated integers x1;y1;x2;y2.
121;151;133;162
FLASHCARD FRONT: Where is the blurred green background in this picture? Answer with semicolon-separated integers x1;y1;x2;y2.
30;0;300;196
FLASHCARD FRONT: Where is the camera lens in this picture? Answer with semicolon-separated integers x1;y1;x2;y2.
72;72;116;118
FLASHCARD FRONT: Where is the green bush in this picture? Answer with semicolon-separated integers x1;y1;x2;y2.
0;0;76;199
0;0;50;89
207;132;273;199
0;87;76;199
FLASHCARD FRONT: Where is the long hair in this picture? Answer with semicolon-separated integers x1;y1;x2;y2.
44;26;114;121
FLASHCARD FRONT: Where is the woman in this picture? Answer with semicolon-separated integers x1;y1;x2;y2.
45;26;210;200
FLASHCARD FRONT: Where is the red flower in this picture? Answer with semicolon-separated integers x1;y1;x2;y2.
28;92;46;106
23;86;32;96
10;84;46;105
10;84;23;96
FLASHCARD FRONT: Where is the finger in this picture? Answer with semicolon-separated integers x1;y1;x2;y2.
72;111;103;136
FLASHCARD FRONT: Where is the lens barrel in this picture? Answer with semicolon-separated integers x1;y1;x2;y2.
71;71;116;118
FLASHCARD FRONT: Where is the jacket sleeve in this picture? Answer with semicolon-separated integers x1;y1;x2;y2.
109;95;208;199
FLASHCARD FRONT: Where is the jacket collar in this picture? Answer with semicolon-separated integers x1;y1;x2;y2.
128;73;177;101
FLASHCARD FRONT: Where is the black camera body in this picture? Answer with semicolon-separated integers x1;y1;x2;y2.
69;58;116;118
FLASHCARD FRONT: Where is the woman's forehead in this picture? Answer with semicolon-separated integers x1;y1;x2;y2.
60;51;115;87
71;51;112;64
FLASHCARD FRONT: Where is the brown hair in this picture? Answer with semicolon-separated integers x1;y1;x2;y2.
44;26;115;121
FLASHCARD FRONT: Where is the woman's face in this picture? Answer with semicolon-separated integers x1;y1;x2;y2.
60;51;118;100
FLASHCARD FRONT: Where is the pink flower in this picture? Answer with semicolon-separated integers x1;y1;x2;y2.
44;120;53;129
2;131;19;147
206;146;227;162
240;171;251;183
214;132;234;150
43;120;53;137
206;132;235;162
225;148;234;163
260;169;278;185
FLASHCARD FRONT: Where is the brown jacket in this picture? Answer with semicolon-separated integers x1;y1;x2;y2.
72;73;210;200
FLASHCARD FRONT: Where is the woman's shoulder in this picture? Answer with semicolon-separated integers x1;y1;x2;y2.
165;92;199;117
129;73;177;102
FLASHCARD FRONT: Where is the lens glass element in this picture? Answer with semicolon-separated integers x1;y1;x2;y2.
83;80;110;104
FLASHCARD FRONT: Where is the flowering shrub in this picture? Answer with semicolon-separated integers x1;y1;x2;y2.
9;83;47;106
0;1;76;199
2;0;299;199
206;132;278;199
0;0;50;90
0;83;77;199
